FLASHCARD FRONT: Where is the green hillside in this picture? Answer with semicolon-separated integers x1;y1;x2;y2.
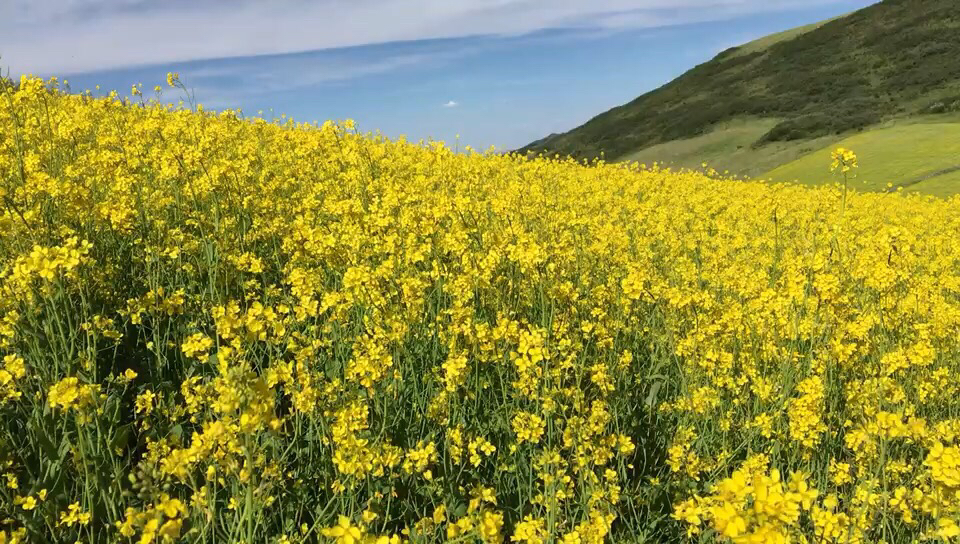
620;118;841;178
910;169;960;195
763;120;960;196
520;0;960;170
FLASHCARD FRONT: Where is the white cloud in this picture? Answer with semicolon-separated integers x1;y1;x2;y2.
191;51;441;95
0;0;864;76
177;52;449;109
442;100;459;108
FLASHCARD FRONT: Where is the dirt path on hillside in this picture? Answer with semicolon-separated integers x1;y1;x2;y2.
889;164;960;192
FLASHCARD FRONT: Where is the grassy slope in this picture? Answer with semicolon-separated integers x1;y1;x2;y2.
520;0;960;175
620;118;842;177
910;170;960;197
763;120;960;195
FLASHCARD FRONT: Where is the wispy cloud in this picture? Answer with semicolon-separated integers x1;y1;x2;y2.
442;100;459;108
170;34;508;110
181;50;445;107
1;0;865;76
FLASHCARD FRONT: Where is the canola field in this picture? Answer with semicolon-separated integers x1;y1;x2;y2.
4;76;960;543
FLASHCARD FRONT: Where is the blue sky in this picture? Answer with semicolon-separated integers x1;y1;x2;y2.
2;0;877;151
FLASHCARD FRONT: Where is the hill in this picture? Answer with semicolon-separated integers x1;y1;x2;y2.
519;0;960;170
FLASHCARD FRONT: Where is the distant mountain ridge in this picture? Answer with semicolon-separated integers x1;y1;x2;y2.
519;0;960;162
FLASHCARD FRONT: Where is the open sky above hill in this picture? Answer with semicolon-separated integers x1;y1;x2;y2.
2;0;877;150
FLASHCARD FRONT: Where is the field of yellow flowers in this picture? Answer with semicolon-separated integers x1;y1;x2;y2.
4;74;960;543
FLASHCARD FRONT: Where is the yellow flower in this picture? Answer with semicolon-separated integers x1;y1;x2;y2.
511;515;546;544
432;504;446;524
59;503;92;527
830;147;858;173
321;516;363;543
16;495;37;510
135;389;156;415
48;377;99;421
937;518;960;539
181;332;214;359
511;411;546;444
